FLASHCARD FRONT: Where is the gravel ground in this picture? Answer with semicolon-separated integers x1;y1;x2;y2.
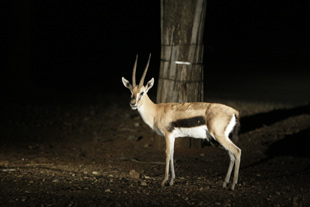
0;89;309;206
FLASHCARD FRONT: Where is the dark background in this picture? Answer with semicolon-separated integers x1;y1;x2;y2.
1;2;310;206
1;0;310;102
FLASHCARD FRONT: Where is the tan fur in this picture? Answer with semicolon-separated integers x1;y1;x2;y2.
122;55;241;190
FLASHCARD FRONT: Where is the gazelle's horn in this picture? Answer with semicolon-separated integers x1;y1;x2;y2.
139;54;151;87
132;54;138;87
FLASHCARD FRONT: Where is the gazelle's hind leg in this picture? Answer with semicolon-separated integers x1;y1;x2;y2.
216;134;241;190
223;151;235;188
232;146;241;190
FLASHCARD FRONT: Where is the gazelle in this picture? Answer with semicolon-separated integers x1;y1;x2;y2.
122;54;241;190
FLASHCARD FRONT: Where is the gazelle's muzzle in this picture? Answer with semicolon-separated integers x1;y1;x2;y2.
130;99;137;110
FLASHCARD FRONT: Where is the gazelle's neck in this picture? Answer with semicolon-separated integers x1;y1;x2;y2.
137;94;157;128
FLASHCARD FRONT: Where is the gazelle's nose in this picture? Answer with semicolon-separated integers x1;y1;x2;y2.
130;99;136;106
130;99;137;109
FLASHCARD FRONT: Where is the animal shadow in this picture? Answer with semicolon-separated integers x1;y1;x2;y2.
266;127;310;158
240;103;310;134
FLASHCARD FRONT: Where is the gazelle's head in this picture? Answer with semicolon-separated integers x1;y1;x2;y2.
122;54;154;110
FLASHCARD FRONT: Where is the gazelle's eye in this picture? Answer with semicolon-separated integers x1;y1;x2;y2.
140;92;144;96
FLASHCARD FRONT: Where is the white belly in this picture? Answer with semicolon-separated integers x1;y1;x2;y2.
171;125;209;139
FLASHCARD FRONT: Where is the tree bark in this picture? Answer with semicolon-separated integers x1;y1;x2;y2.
156;0;207;149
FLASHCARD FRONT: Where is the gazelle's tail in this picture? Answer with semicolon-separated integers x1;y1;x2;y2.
231;114;240;142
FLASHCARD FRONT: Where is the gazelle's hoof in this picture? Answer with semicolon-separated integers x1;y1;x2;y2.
223;181;236;190
161;180;167;187
222;181;228;188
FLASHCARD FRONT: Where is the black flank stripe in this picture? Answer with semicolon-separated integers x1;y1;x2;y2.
167;116;206;132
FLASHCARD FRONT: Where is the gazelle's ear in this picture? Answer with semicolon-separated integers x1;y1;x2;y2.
145;78;154;93
122;77;132;91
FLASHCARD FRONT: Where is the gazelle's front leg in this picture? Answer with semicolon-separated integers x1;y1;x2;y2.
169;137;176;186
161;137;170;186
161;134;175;186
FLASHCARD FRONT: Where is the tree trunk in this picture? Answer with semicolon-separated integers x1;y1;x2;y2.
156;0;207;149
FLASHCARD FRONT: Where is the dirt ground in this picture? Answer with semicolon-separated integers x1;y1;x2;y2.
0;89;310;207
